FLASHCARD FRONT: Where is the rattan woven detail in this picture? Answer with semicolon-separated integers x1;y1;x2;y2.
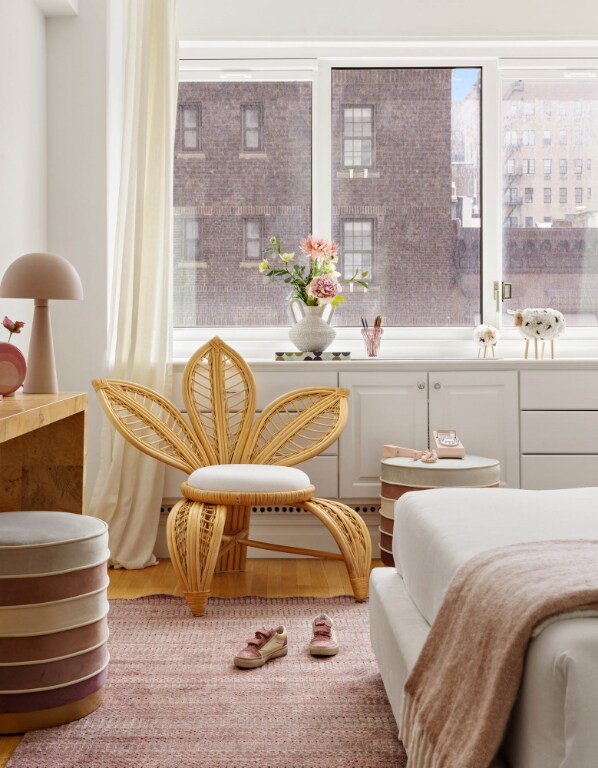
93;337;371;616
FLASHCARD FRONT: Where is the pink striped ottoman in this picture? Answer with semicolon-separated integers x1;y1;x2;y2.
0;512;110;733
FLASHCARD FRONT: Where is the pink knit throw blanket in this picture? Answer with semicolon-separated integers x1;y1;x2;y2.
401;540;598;768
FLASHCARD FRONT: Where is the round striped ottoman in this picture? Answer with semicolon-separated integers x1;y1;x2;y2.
0;512;110;733
379;455;500;566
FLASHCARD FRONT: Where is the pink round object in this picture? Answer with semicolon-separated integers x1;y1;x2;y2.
0;343;27;396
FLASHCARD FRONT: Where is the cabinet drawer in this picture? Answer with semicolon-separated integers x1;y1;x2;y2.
521;455;598;489
521;411;598;454
520;371;598;410
163;456;338;500
172;369;338;411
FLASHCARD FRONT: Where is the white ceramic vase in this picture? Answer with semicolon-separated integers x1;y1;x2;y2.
288;300;336;354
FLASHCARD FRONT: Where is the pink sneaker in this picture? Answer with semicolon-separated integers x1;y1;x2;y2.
309;613;339;657
234;625;288;669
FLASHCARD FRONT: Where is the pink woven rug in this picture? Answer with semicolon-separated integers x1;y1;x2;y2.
8;595;406;768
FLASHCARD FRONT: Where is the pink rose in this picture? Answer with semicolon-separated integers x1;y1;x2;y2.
306;275;341;304
3;316;25;342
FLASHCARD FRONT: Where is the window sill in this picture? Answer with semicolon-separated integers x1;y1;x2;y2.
239;261;261;268
176;261;208;269
177;152;206;160
336;170;380;179
239;152;267;159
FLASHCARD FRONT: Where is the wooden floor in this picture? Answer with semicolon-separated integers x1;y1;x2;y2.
0;558;379;767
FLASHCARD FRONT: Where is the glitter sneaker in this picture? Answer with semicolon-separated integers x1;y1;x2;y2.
309;613;339;657
234;625;288;669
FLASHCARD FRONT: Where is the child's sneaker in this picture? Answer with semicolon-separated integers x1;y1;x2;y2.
309;613;339;656
234;625;288;669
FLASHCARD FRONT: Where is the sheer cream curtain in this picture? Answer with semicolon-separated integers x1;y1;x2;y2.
89;0;178;568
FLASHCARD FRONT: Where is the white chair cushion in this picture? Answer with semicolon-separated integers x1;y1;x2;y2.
187;464;311;493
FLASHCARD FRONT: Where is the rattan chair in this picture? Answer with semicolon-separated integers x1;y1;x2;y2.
93;337;371;616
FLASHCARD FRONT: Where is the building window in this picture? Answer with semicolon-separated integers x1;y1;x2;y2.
575;188;583;205
559;101;567;116
505;130;518;146
543;130;551;146
524;188;534;203
560;188;567;204
506;158;516;174
504;188;518;204
525;216;534;228
575;158;583;177
179;104;201;151
506;216;518;229
522;129;535;146
183;218;201;261
543;158;552;178
588;188;592;201
243;218;263;260
544;188;552;204
342;106;374;168
559;159;567;176
588;158;592;171
574;129;583;146
544;216;552;224
241;105;263;151
523;159;535;174
342;220;374;280
574;101;583;116
523;101;535;116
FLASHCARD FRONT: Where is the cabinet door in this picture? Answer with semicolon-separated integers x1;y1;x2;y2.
428;371;519;488
339;372;428;499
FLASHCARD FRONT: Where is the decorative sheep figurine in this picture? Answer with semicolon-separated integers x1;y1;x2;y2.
513;307;565;359
473;324;499;358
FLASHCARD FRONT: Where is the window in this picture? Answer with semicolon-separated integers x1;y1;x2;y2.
182;217;201;261
243;219;263;260
241;105;263;151
506;158;516;174
574;101;583;116
588;188;592;200
559;129;567;146
588;158;592;171
575;158;583;177
543;130;551;146
523;101;535;115
544;216;552;224
179;103;201;151
524;187;534;203
342;106;374;167
543;158;552;178
342;220;374;280
523;159;535;174
505;130;518;146
575;188;583;205
574;129;583;145
544;187;552;203
173;78;311;327
560;187;567;204
504;188;518;203
559;159;567;176
506;216;518;228
525;216;534;228
332;67;481;326
522;129;535;146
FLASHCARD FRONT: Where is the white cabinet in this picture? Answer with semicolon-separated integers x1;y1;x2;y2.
428;371;520;488
520;370;598;490
338;372;428;498
339;370;519;498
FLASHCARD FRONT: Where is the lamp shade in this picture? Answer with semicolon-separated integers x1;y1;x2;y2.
0;253;83;300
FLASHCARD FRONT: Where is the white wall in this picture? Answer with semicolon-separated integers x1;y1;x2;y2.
46;0;109;493
177;0;598;41
0;0;47;351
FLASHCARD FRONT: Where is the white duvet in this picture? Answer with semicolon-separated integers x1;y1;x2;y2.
393;487;598;768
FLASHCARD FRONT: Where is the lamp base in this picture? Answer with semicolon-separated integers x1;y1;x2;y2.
23;300;58;394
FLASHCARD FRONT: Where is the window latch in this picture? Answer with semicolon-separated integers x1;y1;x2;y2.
493;281;512;312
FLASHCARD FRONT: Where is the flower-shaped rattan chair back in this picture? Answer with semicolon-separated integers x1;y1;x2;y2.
93;337;370;616
93;337;348;472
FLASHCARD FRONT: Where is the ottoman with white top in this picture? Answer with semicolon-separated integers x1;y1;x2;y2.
379;455;500;565
0;512;110;733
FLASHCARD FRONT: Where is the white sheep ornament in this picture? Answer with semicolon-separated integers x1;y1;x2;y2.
473;324;499;358
513;307;565;359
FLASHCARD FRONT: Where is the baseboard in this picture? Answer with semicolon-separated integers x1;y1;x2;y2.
155;501;381;559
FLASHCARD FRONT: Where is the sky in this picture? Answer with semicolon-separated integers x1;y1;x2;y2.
452;68;480;101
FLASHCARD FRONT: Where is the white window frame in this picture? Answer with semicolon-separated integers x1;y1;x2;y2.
174;45;598;358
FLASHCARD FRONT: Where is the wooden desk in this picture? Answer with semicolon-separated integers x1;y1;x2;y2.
0;392;87;514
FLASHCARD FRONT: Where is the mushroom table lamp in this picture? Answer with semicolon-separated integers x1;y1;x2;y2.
0;253;83;393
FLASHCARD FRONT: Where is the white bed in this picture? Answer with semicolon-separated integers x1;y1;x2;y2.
369;487;598;768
